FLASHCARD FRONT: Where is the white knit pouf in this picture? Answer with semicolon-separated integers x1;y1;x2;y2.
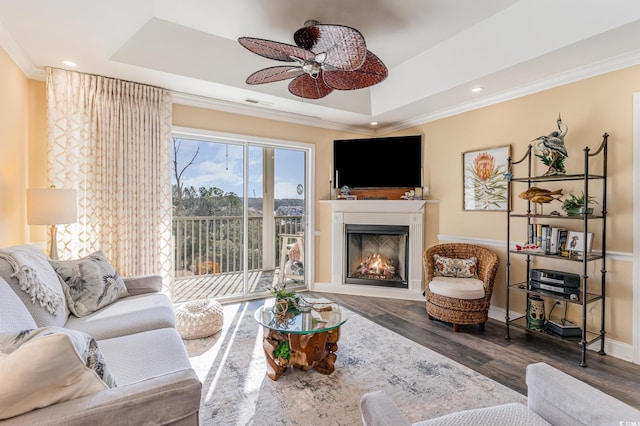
175;298;224;339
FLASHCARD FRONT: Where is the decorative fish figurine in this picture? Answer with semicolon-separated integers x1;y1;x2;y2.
518;187;562;201
518;187;562;215
529;194;561;204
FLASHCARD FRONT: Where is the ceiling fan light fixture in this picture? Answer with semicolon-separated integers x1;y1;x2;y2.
239;21;387;99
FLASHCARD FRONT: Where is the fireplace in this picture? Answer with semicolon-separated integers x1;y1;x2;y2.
345;224;409;288
323;199;426;298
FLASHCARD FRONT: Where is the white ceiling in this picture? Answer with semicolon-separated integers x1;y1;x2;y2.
2;0;640;134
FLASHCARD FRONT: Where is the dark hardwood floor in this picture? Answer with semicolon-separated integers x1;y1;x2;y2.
308;291;640;409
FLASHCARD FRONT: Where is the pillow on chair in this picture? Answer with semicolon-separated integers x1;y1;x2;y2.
433;254;478;278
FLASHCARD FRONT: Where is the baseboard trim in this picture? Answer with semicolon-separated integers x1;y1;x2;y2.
311;282;425;301
488;306;634;363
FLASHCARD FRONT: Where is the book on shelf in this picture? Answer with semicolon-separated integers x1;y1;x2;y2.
525;224;567;255
536;224;543;247
540;224;550;253
527;224;534;245
550;227;566;254
557;229;568;253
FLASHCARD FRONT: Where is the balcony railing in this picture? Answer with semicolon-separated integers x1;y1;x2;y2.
172;215;304;278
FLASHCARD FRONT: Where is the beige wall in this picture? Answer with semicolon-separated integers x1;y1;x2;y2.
2;44;637;346
0;48;29;246
387;65;640;344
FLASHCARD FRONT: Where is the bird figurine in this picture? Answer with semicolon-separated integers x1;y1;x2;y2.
532;113;568;176
518;187;563;215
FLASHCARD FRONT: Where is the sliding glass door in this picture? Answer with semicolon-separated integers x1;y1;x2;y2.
171;130;310;302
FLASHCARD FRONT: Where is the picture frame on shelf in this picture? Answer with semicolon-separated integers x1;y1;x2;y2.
462;144;511;211
566;231;593;256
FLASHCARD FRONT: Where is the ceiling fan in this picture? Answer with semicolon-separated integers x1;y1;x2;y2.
238;20;388;99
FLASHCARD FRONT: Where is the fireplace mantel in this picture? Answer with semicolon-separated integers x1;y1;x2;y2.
320;199;426;213
319;199;427;300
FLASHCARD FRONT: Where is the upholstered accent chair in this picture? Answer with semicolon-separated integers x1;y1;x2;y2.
423;243;500;332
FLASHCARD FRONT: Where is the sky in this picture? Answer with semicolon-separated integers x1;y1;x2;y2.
172;138;306;199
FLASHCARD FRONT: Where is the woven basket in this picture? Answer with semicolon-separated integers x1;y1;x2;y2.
175;298;224;339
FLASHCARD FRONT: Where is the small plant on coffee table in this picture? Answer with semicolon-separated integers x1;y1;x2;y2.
270;284;300;314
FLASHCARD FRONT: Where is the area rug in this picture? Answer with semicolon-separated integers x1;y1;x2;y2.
183;300;527;425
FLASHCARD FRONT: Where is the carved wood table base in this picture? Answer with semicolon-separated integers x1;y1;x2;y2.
261;327;341;381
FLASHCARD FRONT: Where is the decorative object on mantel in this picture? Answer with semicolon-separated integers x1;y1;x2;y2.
462;145;511;211
238;20;387;99
337;185;357;199
518;186;563;215
531;113;568;176
401;189;416;200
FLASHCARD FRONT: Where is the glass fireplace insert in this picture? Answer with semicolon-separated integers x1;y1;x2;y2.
344;224;409;288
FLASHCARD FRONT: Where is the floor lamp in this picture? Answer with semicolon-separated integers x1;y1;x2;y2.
27;187;78;260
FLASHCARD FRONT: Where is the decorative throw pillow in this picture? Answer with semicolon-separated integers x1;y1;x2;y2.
0;327;116;419
433;254;478;278
0;276;37;333
0;244;69;327
49;251;129;317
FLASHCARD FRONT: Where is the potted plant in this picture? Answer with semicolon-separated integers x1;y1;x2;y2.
562;192;598;216
270;284;299;314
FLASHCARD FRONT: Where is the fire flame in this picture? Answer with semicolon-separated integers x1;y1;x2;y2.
355;253;396;278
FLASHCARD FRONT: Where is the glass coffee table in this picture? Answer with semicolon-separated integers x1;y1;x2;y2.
254;300;348;380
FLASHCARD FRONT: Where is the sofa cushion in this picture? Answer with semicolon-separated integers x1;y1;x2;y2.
0;245;69;327
97;327;193;386
433;254;478;278
414;403;551;426
0;276;37;333
429;276;485;299
65;292;176;340
49;251;129;317
0;327;115;419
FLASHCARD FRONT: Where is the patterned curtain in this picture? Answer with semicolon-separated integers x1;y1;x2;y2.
46;68;174;290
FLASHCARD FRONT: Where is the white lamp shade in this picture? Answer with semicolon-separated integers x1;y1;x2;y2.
27;188;78;225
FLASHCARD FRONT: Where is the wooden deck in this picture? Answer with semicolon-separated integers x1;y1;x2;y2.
171;270;283;303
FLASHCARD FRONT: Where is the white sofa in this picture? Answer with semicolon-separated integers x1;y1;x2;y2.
0;245;201;425
360;362;640;426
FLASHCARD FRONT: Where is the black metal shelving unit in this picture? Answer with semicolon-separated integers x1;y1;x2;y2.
505;133;608;367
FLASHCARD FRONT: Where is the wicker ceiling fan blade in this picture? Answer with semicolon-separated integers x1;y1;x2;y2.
323;51;388;90
294;24;367;71
238;37;314;62
246;66;304;84
288;72;334;99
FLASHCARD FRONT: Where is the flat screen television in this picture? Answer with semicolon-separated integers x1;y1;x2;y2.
333;135;422;188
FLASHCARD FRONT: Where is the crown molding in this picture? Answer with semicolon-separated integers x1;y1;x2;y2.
3;15;639;138
171;91;375;135
0;23;38;78
378;48;640;135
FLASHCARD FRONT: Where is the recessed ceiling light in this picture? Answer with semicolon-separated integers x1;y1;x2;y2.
471;86;484;93
62;60;77;67
370;121;378;126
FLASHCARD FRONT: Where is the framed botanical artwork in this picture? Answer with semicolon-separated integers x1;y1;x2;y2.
566;231;594;254
463;145;511;211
